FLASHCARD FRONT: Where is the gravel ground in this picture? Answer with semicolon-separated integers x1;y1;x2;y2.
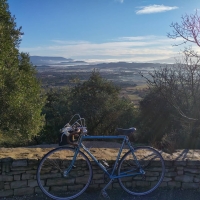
1;189;200;200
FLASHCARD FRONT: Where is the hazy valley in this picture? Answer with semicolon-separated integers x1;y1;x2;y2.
33;56;173;104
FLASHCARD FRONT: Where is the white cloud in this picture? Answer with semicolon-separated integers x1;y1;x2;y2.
21;35;184;63
136;5;178;14
51;40;89;45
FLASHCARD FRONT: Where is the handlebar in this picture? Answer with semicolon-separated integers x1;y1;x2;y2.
60;114;136;147
60;117;88;147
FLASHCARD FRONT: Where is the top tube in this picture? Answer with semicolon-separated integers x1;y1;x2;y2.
81;135;128;140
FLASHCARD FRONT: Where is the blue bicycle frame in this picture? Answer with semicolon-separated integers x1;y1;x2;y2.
65;135;144;180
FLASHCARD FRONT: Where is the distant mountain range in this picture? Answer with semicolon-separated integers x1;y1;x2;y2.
148;57;178;64
30;56;177;67
30;56;87;66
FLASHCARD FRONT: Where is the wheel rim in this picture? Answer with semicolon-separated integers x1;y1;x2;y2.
37;147;92;200
118;147;165;195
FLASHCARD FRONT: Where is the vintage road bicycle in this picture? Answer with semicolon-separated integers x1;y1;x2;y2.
37;114;165;200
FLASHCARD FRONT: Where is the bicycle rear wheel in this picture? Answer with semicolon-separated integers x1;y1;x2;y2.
118;146;165;196
37;147;93;200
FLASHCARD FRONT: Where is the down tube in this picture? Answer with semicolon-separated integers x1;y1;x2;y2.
81;143;109;175
80;135;127;177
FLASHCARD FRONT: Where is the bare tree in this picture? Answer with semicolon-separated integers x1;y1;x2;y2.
138;11;200;149
141;10;200;121
167;10;200;47
142;49;200;120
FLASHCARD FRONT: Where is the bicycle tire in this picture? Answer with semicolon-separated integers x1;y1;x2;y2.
118;146;165;196
37;146;93;200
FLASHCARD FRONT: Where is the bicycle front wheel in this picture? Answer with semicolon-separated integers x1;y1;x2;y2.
37;147;93;200
118;146;165;196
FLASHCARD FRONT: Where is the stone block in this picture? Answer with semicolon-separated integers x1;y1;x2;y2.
4;183;11;190
22;173;34;180
0;190;13;197
187;161;200;166
14;187;34;196
163;177;172;182
88;184;100;189
25;170;37;174
0;182;4;189
11;180;27;189
165;168;175;172
93;173;104;179
7;171;25;175
94;179;105;184
0;175;13;182
174;161;186;166
1;162;11;173
168;181;181;188
177;167;184;170
194;177;200;183
164;161;173;167
175;175;193;182
14;174;21;181
28;180;39;187
145;171;159;176
184;168;199;174
75;176;90;184
11;166;32;171
46;177;75;186
159;182;168;187
12;159;27;167
35;186;49;194
51;185;69;193
182;183;199;189
100;183;113;190
146;177;158;181
1;158;13;163
177;170;183;175
165;172;177;177
28;159;38;166
68;185;83;191
120;177;133;182
112;183;121;188
39;173;61;179
136;181;150;187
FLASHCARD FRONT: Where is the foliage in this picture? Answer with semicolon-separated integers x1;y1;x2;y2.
0;0;45;145
69;70;137;136
38;87;72;144
138;88;182;151
40;71;137;144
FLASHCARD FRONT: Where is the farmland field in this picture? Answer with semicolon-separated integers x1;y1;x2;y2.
36;61;169;104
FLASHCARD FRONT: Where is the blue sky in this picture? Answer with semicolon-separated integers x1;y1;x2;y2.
8;0;200;63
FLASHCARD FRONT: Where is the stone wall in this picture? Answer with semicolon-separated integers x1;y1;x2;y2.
1;155;200;197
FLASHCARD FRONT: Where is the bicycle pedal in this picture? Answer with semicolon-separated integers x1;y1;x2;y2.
101;190;110;199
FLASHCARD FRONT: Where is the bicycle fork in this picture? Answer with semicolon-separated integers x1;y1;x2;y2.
63;148;79;177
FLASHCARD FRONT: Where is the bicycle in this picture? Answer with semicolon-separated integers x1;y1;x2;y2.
37;114;165;200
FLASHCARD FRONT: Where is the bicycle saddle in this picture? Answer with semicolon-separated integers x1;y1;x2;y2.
116;127;136;135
